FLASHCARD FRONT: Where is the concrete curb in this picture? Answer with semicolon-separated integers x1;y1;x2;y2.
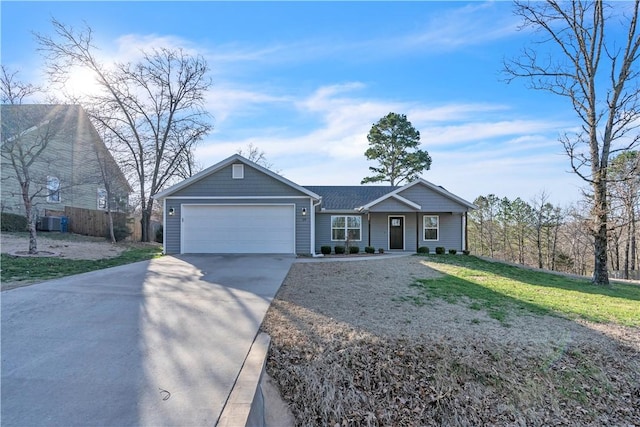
217;333;271;427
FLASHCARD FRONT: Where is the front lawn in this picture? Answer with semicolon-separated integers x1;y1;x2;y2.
414;254;640;327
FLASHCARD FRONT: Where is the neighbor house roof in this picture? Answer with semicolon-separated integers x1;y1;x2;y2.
1;104;132;193
304;186;399;210
1;104;77;143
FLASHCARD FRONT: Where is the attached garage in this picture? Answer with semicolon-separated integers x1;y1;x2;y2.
155;154;320;255
181;204;295;254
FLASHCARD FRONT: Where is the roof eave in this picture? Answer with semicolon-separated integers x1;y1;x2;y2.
153;154;321;200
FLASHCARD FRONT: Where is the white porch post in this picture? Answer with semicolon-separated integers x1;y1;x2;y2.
310;198;315;255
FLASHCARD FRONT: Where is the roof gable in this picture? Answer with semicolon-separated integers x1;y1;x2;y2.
155;154;321;199
360;178;475;211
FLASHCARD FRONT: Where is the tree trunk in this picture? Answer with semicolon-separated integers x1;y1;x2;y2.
140;208;152;243
536;226;543;269
592;183;610;285
21;184;38;254
631;207;637;272
107;210;116;244
624;222;630;280
27;211;38;254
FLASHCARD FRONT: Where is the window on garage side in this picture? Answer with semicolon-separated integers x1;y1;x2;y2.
423;215;439;240
331;215;361;241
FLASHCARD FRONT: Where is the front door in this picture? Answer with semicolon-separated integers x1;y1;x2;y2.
389;216;404;250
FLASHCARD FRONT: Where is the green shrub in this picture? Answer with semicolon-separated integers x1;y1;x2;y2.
321;245;332;255
1;213;28;232
155;225;163;243
378;248;384;254
462;250;470;255
365;246;375;254
349;246;360;254
449;249;457;255
334;245;345;254
417;246;429;254
435;247;445;255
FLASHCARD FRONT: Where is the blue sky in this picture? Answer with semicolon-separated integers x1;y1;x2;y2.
2;1;595;205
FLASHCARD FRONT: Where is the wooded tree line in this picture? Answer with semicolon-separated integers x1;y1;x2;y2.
468;152;639;280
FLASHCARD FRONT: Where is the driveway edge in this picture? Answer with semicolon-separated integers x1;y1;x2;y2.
217;332;270;427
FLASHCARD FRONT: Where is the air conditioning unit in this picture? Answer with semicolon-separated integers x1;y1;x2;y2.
37;216;62;232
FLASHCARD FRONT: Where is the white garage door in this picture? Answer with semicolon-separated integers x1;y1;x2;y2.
181;204;295;254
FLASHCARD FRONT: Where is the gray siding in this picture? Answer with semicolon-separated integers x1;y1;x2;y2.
165;198;313;255
314;212;369;252
417;213;464;252
172;163;308;198
369;213;418;252
399;184;468;213
368;197;416;212
1;105;129;216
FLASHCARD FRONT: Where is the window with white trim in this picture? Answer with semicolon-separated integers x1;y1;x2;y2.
232;164;244;179
423;215;439;240
331;215;361;241
97;188;108;210
47;176;60;203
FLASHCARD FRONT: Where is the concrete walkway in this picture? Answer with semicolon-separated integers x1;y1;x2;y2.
1;254;294;427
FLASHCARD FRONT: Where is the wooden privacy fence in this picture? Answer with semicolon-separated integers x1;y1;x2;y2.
53;206;142;241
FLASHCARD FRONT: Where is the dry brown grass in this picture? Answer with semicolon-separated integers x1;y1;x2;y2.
261;256;640;426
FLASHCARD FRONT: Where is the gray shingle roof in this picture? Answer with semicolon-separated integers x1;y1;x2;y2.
304;185;399;210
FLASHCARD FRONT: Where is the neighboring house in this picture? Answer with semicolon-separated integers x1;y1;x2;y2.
1;104;130;219
155;154;475;255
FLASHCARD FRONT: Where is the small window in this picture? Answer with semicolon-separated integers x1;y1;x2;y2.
47;176;60;203
423;215;439;241
232;164;244;179
97;188;108;210
331;215;361;241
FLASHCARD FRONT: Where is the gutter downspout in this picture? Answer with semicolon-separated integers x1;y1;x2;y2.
416;211;419;252
311;198;322;256
368;212;371;248
465;211;469;252
162;198;167;254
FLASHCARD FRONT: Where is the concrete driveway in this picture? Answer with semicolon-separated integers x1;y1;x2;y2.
1;254;295;427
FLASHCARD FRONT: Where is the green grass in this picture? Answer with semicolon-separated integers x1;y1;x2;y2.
1;246;163;284
411;255;640;327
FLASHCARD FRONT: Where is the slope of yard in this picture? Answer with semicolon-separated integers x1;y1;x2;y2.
1;232;163;290
260;255;640;426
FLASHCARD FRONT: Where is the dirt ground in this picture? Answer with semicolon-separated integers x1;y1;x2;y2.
261;256;640;426
1;232;128;260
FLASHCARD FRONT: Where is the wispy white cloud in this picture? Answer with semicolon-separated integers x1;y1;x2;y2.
113;34;202;62
421;119;569;146
194;80;579;204
400;2;519;52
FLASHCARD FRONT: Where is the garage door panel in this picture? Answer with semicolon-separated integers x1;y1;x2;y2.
182;205;295;254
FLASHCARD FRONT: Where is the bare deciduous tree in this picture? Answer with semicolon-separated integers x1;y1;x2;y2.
504;1;640;285
237;143;280;172
608;151;639;279
1;65;40;105
1;105;66;253
36;19;213;242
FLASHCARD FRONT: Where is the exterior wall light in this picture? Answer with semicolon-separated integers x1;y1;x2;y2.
301;207;307;216
168;208;175;216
